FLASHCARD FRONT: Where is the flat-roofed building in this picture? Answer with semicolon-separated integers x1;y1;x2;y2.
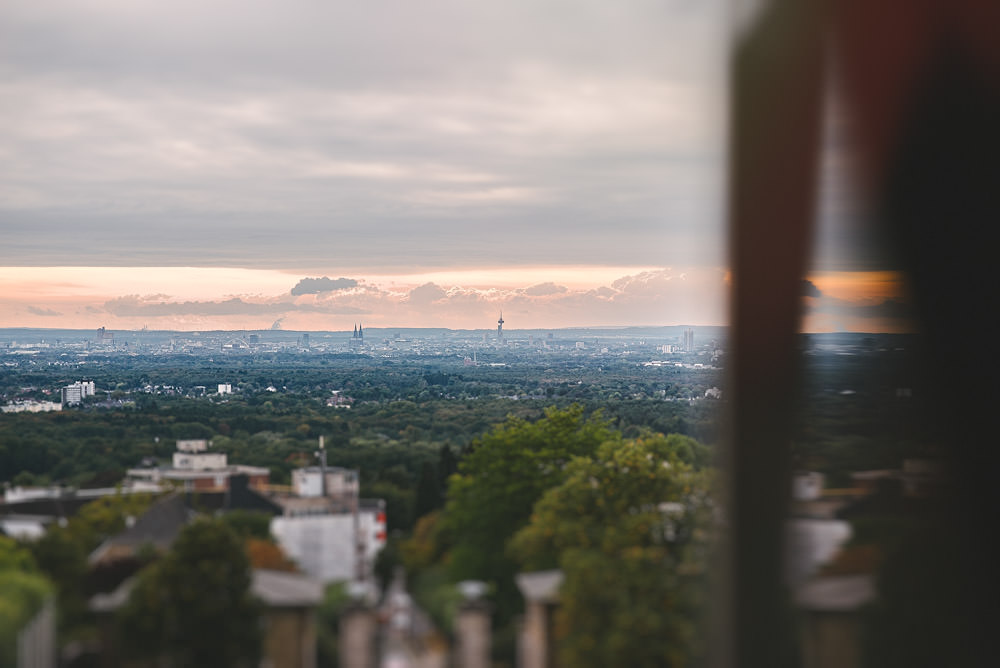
126;439;269;492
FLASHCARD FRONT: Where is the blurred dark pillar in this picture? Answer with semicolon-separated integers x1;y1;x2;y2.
835;3;1000;665
726;1;827;666
726;1;1000;666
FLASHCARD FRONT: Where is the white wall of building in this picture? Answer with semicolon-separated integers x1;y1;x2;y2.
1;401;62;413
292;468;359;498
176;439;209;452
292;469;324;498
271;509;386;583
0;517;50;540
62;385;82;405
3;487;63;503
172;452;228;470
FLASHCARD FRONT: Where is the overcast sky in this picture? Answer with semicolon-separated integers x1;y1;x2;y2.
2;1;727;267
0;1;910;332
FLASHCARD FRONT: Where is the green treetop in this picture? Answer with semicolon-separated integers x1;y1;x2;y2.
118;518;262;667
443;404;619;621
509;435;715;668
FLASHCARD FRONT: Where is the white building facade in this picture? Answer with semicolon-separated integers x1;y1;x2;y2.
270;503;386;583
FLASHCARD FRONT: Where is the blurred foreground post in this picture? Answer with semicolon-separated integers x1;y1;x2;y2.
339;599;376;668
454;580;491;668
514;571;563;668
726;1;827;666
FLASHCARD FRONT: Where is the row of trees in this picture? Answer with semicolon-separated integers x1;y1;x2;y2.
1;393;717;534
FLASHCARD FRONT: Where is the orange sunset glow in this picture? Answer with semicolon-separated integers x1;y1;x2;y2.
0;264;916;333
802;270;915;333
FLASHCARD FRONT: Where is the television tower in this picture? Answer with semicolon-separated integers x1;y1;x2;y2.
497;312;504;340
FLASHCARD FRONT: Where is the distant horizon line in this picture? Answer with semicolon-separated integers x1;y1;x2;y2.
0;325;917;336
1;324;722;333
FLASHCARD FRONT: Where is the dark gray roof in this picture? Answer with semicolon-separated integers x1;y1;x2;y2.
89;493;191;564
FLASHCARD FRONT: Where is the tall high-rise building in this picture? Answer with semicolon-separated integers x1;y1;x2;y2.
497;312;504;340
683;328;695;352
61;380;95;405
62;384;82;405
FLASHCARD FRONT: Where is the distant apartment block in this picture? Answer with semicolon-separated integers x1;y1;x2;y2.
61;380;96;405
62;384;82;405
218;383;233;394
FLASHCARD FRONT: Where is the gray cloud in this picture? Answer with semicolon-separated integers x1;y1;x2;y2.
27;305;62;316
0;1;728;271
801;279;823;297
291;277;358;295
